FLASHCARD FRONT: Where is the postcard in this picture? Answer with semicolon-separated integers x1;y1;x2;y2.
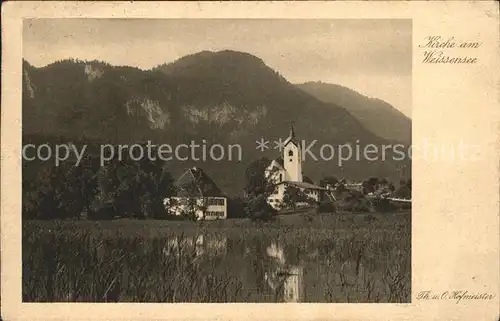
1;1;499;320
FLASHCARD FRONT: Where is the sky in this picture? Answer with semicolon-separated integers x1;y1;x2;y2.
24;19;412;117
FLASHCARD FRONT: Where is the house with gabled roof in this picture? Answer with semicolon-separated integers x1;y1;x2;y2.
163;167;227;220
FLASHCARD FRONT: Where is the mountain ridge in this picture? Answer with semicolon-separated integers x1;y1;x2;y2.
22;51;411;194
296;81;411;144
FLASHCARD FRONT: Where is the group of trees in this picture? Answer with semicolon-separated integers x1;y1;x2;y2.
22;152;275;221
23;149;176;220
319;176;412;213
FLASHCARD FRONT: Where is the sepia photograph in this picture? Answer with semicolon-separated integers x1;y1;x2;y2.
21;18;412;303
2;1;499;320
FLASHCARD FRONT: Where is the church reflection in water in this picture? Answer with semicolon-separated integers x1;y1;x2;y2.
264;242;305;302
161;235;307;302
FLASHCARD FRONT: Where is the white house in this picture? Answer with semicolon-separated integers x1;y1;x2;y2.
265;126;327;210
163;167;227;220
164;196;227;220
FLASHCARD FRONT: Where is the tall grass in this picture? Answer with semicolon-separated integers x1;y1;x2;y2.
23;212;410;302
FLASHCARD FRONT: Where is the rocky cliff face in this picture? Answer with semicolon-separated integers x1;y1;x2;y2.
22;51;410;194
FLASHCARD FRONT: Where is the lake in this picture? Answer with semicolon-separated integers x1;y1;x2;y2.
22;212;411;302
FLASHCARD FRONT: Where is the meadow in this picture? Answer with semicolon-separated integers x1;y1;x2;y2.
23;211;411;302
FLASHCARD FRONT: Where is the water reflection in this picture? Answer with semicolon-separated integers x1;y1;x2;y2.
163;234;228;258
265;242;305;302
154;232;409;303
161;236;306;302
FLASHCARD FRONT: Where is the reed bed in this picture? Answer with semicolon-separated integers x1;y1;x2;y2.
23;211;410;302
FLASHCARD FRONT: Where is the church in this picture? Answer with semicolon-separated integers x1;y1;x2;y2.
265;126;327;210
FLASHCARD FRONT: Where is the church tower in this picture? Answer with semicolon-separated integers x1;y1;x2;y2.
283;125;302;182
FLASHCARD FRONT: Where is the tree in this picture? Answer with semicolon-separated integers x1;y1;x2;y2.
372;198;396;213
244;157;274;198
316;201;337;214
53;162;96;220
90;158;121;219
22;154;100;220
135;156;176;219
319;176;338;188
243;158;280;220
281;185;315;212
22;162;60;219
91;153;176;220
164;197;204;221
227;197;246;218
362;177;379;194
181;198;204;221
394;179;411;199
335;179;347;194
53;154;100;219
244;194;276;221
336;189;371;213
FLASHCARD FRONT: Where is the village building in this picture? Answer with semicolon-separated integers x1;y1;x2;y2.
265;126;328;210
163;167;227;220
343;181;364;193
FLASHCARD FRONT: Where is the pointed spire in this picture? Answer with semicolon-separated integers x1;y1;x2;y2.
289;123;296;139
283;122;299;147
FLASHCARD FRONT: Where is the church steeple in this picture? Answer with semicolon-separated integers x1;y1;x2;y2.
289;124;296;140
283;124;302;182
284;123;298;147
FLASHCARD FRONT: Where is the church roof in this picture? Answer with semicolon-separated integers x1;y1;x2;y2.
274;156;284;167
303;176;314;184
267;156;284;171
283;124;299;147
278;180;327;191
